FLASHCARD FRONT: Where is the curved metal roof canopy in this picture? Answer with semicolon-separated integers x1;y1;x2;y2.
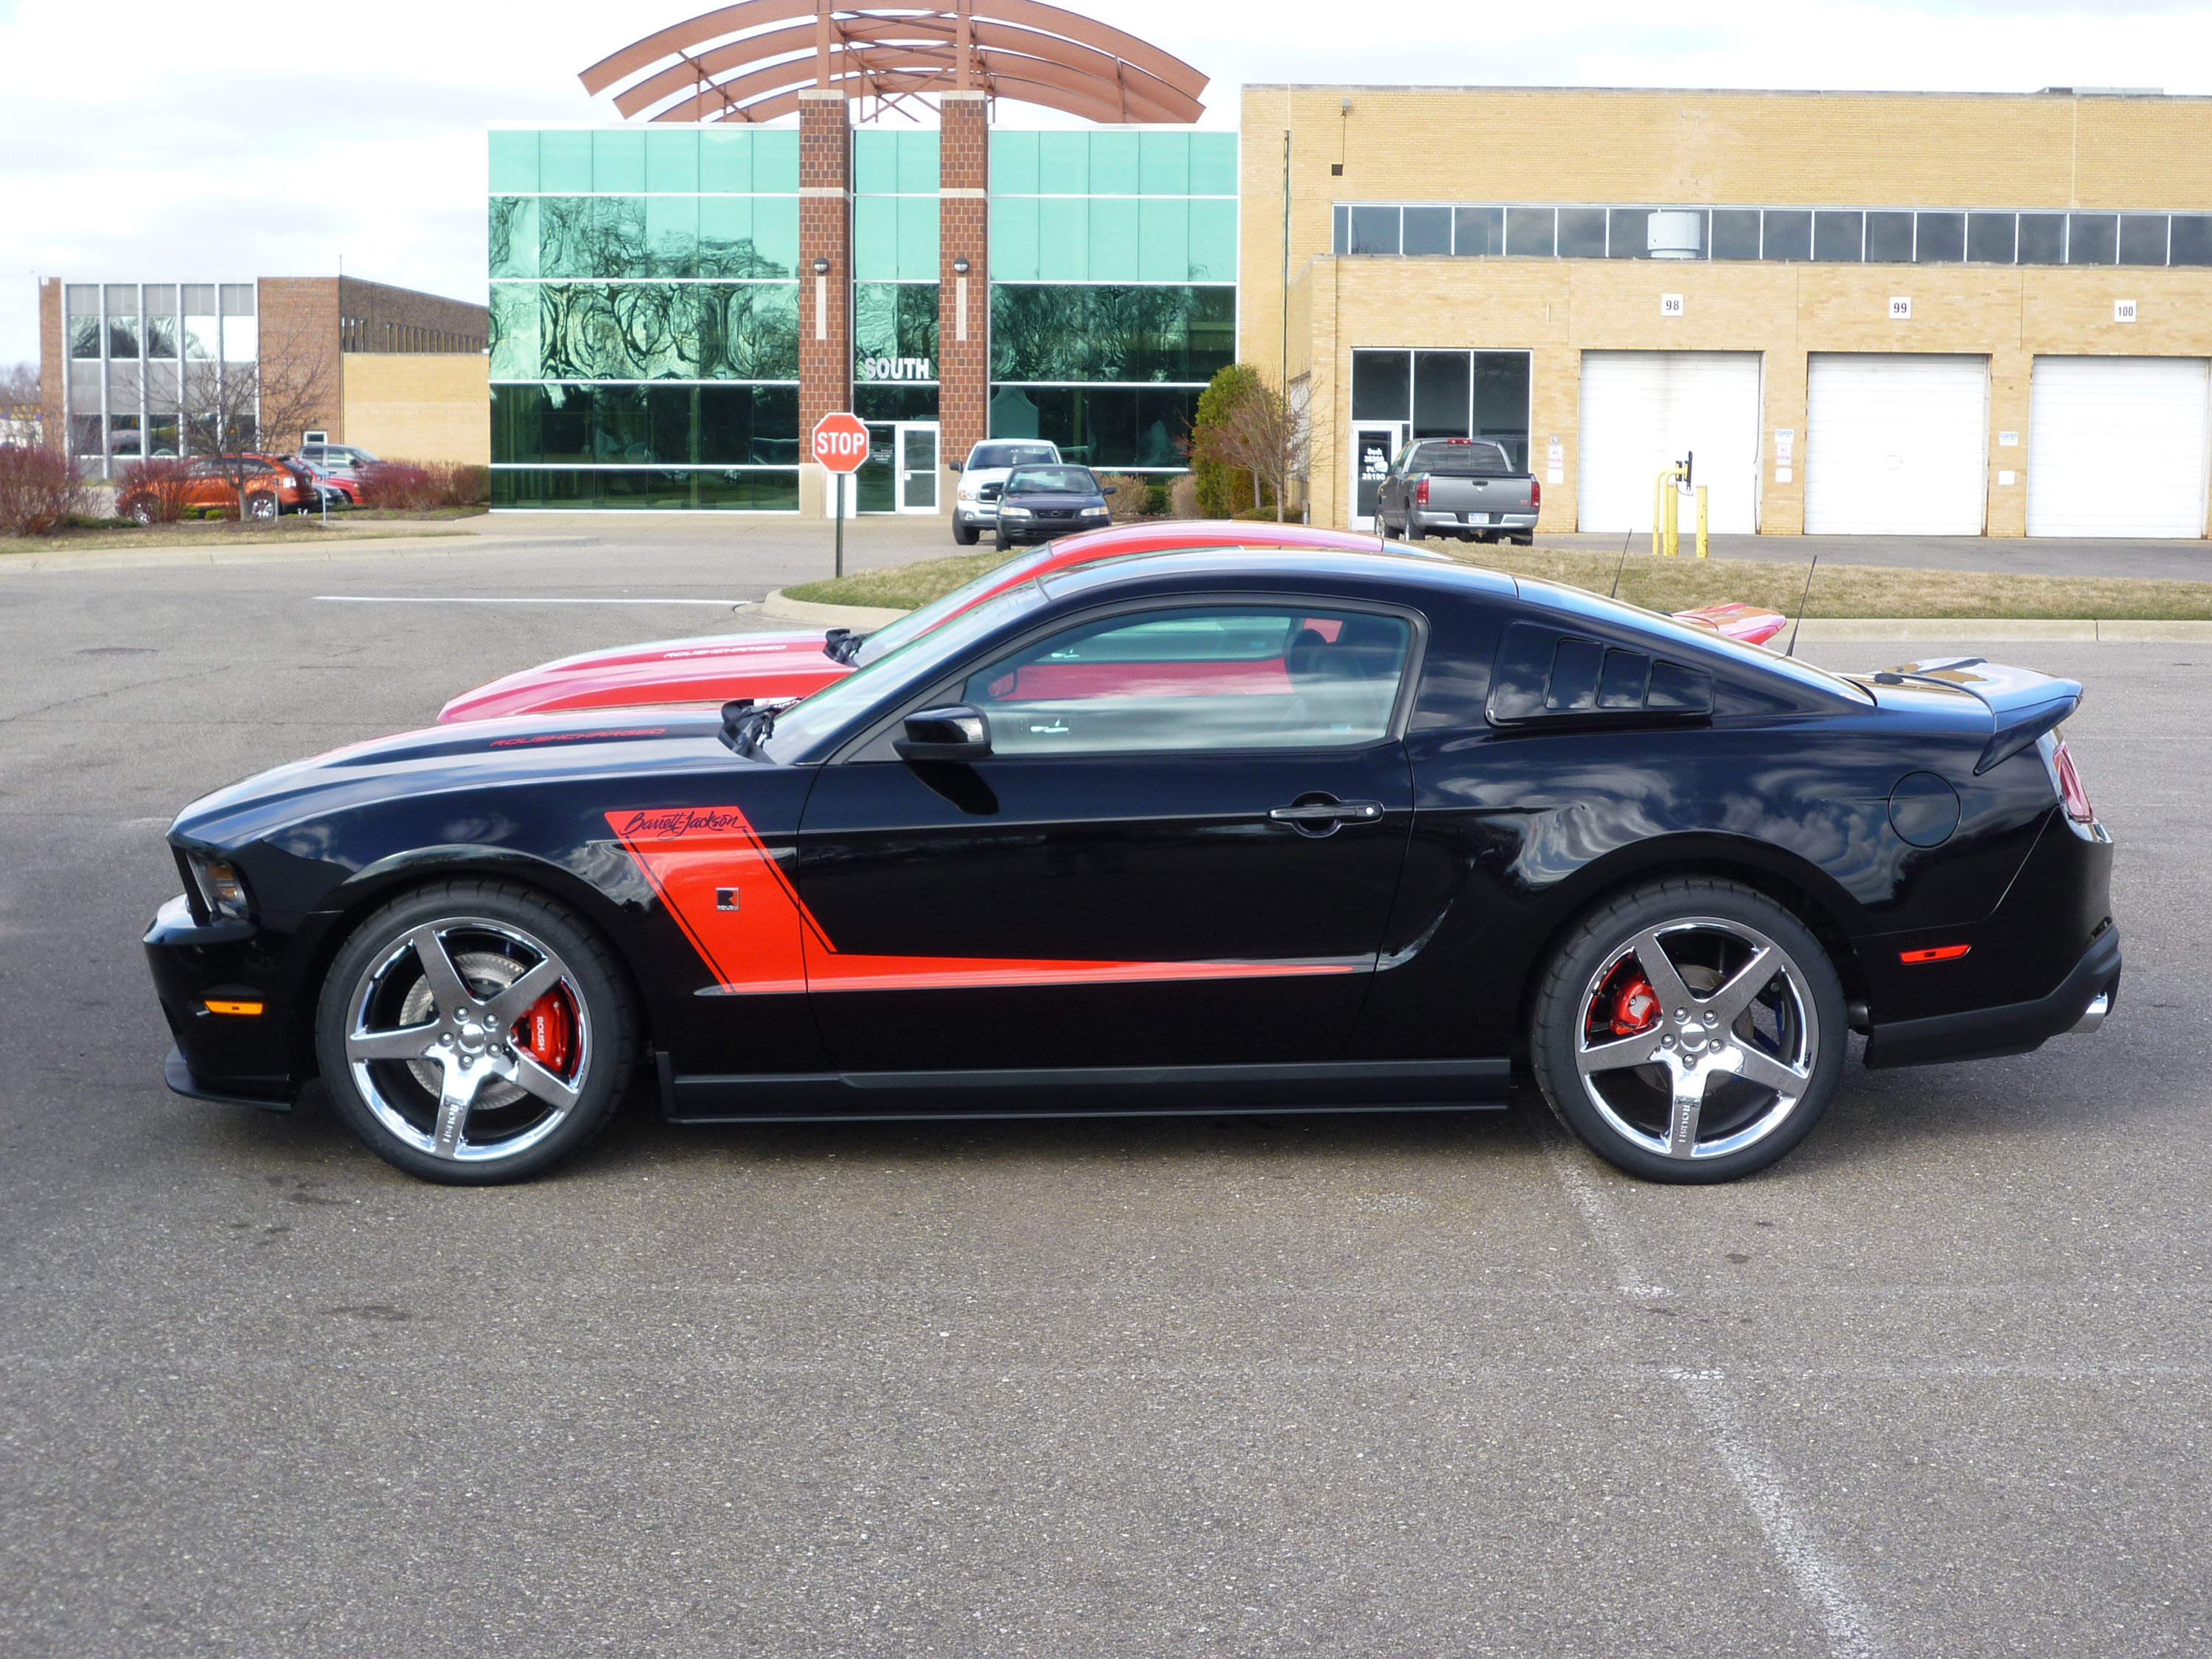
580;1;1208;125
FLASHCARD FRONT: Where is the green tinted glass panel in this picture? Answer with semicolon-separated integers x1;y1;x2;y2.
492;382;799;465
1089;131;1140;194
488;285;540;380
1190;133;1239;195
1037;131;1088;193
488;131;538;193
751;130;799;190
854;382;939;421
854;283;939;365
987;383;1199;469
539;198;646;278
990;285;1235;382
490;198;540;278
991;195;1040;280
1138;132;1189;195
526;283;799;380
991;131;1039;195
854;196;899;281
1187;197;1238;281
899;129;939;192
699;128;754;192
1037;198;1089;280
491;467;799;511
647;196;698;276
644;129;699;192
854;131;900;195
593;130;647;192
897;195;939;279
1088;198;1140;280
1138;197;1188;282
750;196;799;277
540;131;592;192
698;196;791;278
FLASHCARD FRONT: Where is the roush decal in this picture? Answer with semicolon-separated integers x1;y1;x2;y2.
606;804;1364;996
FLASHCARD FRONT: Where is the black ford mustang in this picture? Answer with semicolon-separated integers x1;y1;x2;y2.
147;550;2118;1185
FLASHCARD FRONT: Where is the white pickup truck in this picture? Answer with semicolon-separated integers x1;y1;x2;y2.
1374;438;1540;545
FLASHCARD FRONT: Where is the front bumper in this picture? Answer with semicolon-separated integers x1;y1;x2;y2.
954;500;998;525
1863;922;2121;1069
145;892;302;1108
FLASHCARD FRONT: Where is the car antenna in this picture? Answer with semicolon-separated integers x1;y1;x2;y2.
1785;555;1820;657
1609;529;1630;599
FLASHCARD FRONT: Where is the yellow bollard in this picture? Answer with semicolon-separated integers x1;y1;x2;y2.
1695;485;1708;559
1652;471;1665;560
1663;472;1679;557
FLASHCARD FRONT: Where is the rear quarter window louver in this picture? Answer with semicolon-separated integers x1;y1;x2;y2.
1486;622;1714;726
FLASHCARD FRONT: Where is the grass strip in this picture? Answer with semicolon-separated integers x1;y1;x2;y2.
786;535;2212;622
0;518;482;558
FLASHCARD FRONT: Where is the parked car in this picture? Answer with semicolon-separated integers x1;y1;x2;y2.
296;442;380;473
437;518;1793;723
119;454;319;523
950;439;1062;545
1375;438;1540;544
995;464;1113;549
149;547;2118;1186
291;457;362;508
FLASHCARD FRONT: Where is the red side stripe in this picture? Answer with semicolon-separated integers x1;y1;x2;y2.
608;804;1368;995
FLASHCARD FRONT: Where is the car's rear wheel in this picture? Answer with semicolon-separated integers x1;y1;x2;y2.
953;520;978;546
1530;877;1846;1183
314;880;636;1184
246;493;278;521
127;497;153;525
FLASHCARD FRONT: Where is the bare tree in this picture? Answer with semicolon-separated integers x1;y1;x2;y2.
1186;372;1310;523
0;362;38;448
182;333;335;521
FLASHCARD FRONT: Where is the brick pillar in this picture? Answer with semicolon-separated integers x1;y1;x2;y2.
937;90;990;504
798;88;852;518
38;279;66;458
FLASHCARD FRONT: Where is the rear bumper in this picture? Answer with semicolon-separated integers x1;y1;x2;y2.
1863;923;2121;1069
1411;509;1538;535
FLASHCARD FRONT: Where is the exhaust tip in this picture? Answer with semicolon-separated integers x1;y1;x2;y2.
2070;990;2112;1036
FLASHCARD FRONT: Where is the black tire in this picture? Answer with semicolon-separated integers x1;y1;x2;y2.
1509;532;1534;546
314;879;637;1185
992;532;1012;551
1379;515;1399;540
953;520;979;546
1529;877;1846;1183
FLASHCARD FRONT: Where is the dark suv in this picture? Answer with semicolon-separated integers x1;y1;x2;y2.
992;465;1113;549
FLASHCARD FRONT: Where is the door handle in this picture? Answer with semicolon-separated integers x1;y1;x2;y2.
1268;797;1385;835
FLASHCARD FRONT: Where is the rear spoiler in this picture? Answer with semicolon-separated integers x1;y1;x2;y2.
1871;657;2083;774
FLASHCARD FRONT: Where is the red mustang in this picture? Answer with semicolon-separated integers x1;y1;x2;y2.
437;521;1784;724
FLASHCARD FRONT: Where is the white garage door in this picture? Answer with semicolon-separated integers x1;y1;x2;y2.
1578;352;1762;533
2027;357;2211;538
1804;355;1989;535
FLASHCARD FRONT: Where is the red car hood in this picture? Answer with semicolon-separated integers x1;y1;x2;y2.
439;628;848;723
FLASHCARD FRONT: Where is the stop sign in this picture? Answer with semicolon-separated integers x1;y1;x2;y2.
810;412;870;473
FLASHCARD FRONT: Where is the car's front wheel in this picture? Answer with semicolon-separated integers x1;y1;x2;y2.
314;880;636;1184
246;493;278;521
953;519;978;546
1529;877;1846;1183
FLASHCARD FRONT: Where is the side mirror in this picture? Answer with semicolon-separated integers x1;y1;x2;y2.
948;457;962;473
894;704;992;762
1101;484;1116;495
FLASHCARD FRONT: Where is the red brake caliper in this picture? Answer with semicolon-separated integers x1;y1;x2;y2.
1608;972;1660;1037
511;990;574;1074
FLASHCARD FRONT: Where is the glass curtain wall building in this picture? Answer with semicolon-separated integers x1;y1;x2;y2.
487;127;803;510
989;130;1237;471
66;282;257;473
852;130;942;512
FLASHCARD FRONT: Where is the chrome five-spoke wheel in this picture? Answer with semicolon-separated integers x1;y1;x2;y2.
316;882;633;1183
1532;878;1847;1183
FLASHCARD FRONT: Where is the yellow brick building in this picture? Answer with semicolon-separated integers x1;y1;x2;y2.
1239;86;2212;538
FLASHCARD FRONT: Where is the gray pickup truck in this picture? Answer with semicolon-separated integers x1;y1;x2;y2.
1375;438;1539;545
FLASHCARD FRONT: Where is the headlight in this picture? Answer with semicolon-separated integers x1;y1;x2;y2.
1000;505;1032;518
184;850;251;922
1079;505;1110;517
956;482;979;500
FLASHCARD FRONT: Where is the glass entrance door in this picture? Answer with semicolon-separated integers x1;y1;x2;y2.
1351;423;1404;531
895;422;939;513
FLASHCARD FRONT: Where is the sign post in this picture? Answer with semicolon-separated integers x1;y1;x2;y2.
810;412;870;580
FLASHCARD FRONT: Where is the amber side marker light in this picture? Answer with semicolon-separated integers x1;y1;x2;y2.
1899;945;1972;964
204;999;265;1017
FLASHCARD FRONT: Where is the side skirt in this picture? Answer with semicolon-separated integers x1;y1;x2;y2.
658;1056;1511;1123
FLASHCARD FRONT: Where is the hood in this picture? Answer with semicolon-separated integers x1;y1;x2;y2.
172;708;738;850
439;627;844;723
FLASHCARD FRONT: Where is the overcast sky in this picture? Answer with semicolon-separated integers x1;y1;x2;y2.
6;0;2211;366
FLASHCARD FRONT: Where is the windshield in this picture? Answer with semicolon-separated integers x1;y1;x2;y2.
852;544;1063;666
765;580;1052;762
1006;467;1097;495
968;442;1057;470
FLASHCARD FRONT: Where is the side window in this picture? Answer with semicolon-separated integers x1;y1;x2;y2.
961;606;1413;757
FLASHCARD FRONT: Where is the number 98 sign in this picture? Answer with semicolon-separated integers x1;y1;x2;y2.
811;412;871;473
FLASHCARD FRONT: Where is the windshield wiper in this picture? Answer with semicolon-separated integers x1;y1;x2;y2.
718;698;778;757
822;627;866;664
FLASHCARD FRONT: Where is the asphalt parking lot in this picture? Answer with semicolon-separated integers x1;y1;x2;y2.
1;526;2206;1658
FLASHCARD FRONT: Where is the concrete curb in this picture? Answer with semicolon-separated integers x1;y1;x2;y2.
762;588;911;628
0;533;602;574
1795;618;2212;641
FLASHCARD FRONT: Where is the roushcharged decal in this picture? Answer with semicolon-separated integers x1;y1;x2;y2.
607;806;1364;996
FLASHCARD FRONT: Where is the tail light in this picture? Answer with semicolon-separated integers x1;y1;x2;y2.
1531;477;1542;509
1414;477;1429;507
2053;740;2096;824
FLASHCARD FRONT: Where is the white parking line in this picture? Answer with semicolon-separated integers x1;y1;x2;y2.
314;595;754;607
1543;1135;1883;1658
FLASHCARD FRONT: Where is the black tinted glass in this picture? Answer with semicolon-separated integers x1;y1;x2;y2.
2171;215;2212;266
1711;209;1761;260
1408;440;1511;476
1349;205;1399;255
1351;349;1411;421
1761;210;1812;261
1866;211;1914;263
1556;207;1607;257
1454;206;1503;255
2067;212;2118;264
1915;212;1965;262
1966;212;2016;263
1813;211;1864;261
2017;213;2066;265
1506;207;1556;256
1402;205;1452;255
2119;214;2168;265
1413;351;1470;438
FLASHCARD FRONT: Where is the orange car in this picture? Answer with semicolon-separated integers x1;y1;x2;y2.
120;454;319;524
